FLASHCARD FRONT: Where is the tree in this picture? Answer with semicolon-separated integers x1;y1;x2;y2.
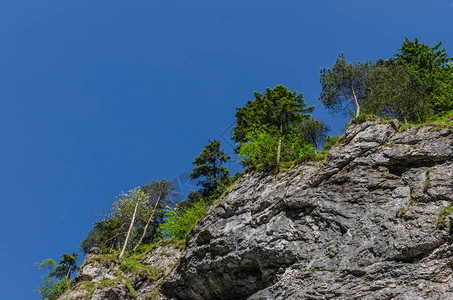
363;38;453;123
233;85;314;164
35;254;78;300
80;217;124;254
50;253;79;280
190;140;230;198
319;53;372;118
133;179;175;250
295;118;329;153
365;59;431;123
112;187;151;260
395;37;453;115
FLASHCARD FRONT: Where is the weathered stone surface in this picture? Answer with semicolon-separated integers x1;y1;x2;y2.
59;244;181;300
61;119;453;300
162;119;453;300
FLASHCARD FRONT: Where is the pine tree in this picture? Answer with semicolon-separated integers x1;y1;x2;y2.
190;140;230;198
395;37;453;116
50;253;79;279
319;53;372;118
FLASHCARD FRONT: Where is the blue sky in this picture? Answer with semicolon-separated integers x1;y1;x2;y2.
1;1;452;298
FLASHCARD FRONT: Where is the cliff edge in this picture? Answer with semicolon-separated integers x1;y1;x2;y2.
62;117;453;299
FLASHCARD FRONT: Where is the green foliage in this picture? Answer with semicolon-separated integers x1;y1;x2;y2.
294;118;330;152
80;217;124;254
233;84;314;144
120;258;159;280
423;169;432;192
134;179;176;250
395;206;408;220
349;114;379;125
396;37;453;115
436;206;453;231
238;126;314;169
35;254;78;300
141;179;175;206
366;38;453;123
321;136;341;152
425;109;453;125
190;140;231;198
111;188;150;227
158;201;209;240
319;53;372;117
365;59;431;123
36;276;69;300
81;181;177;254
114;187;153;259
50;252;79;279
233;85;314;164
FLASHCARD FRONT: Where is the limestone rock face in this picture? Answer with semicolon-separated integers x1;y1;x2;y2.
59;244;181;300
161;119;453;299
61;119;453;300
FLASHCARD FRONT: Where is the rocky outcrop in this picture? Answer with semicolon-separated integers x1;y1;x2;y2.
62;118;453;300
60;243;181;300
162;118;453;299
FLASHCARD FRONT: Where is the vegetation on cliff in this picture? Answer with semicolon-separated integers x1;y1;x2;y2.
35;36;453;299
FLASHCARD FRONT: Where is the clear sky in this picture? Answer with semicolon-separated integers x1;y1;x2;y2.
1;1;452;298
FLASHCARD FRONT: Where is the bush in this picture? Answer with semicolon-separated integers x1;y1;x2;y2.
158;201;209;240
238;127;313;169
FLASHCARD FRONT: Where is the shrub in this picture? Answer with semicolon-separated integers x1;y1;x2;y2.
158;201;209;240
238;127;313;169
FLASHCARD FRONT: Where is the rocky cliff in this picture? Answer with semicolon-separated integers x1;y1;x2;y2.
61;117;453;300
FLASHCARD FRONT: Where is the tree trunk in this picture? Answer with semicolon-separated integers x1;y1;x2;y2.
212;159;217;192
351;85;360;117
119;200;139;260
276;124;282;164
65;265;72;279
133;196;161;251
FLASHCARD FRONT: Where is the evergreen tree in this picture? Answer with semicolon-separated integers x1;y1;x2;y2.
319;53;372;118
80;217;124;254
395;37;453;115
364;38;453;123
35;254;78;300
365;59;431;123
295;118;329;153
50;253;79;279
190;140;230;198
233;85;314;164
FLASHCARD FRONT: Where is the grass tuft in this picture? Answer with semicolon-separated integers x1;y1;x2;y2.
436;206;453;231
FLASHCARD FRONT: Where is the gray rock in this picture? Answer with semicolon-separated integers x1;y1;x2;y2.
61;119;453;300
60;244;181;300
162;119;453;300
